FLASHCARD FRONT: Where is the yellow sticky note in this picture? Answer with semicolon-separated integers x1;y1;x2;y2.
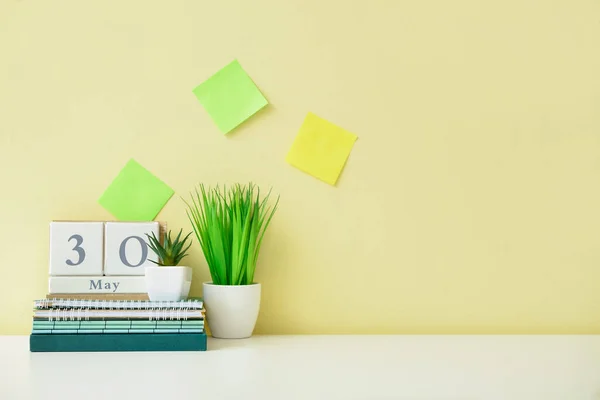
286;113;357;186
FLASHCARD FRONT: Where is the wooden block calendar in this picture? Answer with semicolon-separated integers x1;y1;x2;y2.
49;222;104;276
48;221;167;294
104;222;159;276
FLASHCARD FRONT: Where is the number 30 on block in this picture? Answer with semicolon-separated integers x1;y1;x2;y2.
49;221;160;276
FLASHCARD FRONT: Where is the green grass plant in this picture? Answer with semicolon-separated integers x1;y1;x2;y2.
184;182;279;285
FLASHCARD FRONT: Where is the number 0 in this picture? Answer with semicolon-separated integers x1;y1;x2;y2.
119;236;149;267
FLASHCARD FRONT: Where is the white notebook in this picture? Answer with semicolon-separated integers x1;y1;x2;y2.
35;298;203;310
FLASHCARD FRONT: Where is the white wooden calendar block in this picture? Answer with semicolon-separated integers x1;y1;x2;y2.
48;276;148;293
104;222;159;276
49;222;104;276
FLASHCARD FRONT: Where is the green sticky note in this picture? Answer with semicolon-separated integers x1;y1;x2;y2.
98;159;174;221
192;59;268;134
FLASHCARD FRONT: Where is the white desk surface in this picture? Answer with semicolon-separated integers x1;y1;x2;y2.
1;335;600;400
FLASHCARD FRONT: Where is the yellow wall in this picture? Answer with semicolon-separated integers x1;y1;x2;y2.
1;0;600;334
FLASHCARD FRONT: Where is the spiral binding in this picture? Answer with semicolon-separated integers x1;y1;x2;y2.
35;298;203;310
42;308;201;321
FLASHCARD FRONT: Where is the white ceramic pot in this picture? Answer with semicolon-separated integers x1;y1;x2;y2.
145;266;192;302
202;282;261;339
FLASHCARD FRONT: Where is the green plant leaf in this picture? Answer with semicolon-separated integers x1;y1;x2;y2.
184;182;278;285
145;228;193;267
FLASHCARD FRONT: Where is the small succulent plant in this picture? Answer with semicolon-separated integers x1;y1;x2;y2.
146;228;193;266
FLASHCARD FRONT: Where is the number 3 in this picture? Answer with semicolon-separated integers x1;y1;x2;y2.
66;234;86;266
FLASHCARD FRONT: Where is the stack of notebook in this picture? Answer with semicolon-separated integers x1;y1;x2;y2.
29;296;206;352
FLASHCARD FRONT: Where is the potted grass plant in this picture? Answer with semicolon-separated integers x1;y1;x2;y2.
184;182;279;339
144;229;194;302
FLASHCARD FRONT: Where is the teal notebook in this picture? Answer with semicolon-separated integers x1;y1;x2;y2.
29;333;207;352
31;328;205;334
33;320;204;329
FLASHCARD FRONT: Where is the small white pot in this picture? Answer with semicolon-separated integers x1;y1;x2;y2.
145;266;192;302
202;282;261;339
